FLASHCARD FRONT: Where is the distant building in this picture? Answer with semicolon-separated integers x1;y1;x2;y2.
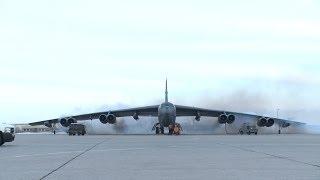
14;124;51;133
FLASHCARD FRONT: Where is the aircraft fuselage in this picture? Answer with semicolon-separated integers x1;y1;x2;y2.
158;102;176;127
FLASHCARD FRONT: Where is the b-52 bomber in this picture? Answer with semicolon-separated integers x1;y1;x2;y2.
30;80;303;135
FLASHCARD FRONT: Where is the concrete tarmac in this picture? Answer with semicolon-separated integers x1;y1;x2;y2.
0;134;319;180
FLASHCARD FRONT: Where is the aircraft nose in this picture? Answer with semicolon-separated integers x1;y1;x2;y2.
165;107;172;113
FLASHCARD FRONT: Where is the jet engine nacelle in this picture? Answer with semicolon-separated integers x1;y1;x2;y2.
257;118;267;127
227;114;235;124
218;114;228;124
99;114;108;124
195;112;201;121
99;113;117;124
133;113;139;120
266;118;275;127
107;114;116;124
60;118;69;127
218;114;235;124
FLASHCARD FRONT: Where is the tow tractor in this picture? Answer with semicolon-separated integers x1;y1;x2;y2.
239;123;258;135
68;123;86;136
0;123;15;146
152;123;182;135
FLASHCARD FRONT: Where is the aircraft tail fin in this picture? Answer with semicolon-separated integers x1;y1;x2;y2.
165;79;168;103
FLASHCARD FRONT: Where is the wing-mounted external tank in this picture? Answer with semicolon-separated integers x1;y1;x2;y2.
195;112;201;121
133;112;139;120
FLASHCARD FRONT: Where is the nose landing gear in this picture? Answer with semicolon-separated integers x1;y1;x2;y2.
152;123;164;135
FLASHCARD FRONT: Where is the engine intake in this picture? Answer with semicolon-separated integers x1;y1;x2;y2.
218;114;228;124
99;114;108;124
257;118;267;127
266;118;274;127
227;114;235;124
60;118;69;127
99;113;117;124
107;114;116;124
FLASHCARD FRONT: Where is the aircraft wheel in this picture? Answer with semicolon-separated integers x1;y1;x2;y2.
155;127;160;134
240;131;243;135
255;132;258;135
0;132;4;146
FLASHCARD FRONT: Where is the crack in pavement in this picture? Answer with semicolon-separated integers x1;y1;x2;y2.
216;142;320;169
39;139;107;180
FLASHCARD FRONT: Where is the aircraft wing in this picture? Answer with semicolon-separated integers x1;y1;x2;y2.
175;105;305;126
29;105;159;126
29;119;60;126
30;104;304;127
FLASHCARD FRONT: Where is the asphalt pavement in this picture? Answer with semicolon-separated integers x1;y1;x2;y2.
1;134;319;180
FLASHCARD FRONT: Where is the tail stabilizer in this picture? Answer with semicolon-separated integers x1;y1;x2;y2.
165;79;168;103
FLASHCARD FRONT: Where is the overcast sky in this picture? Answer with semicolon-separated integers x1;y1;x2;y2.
0;0;319;124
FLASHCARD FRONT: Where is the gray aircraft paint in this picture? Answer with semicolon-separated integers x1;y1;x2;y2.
29;80;305;135
157;79;176;128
